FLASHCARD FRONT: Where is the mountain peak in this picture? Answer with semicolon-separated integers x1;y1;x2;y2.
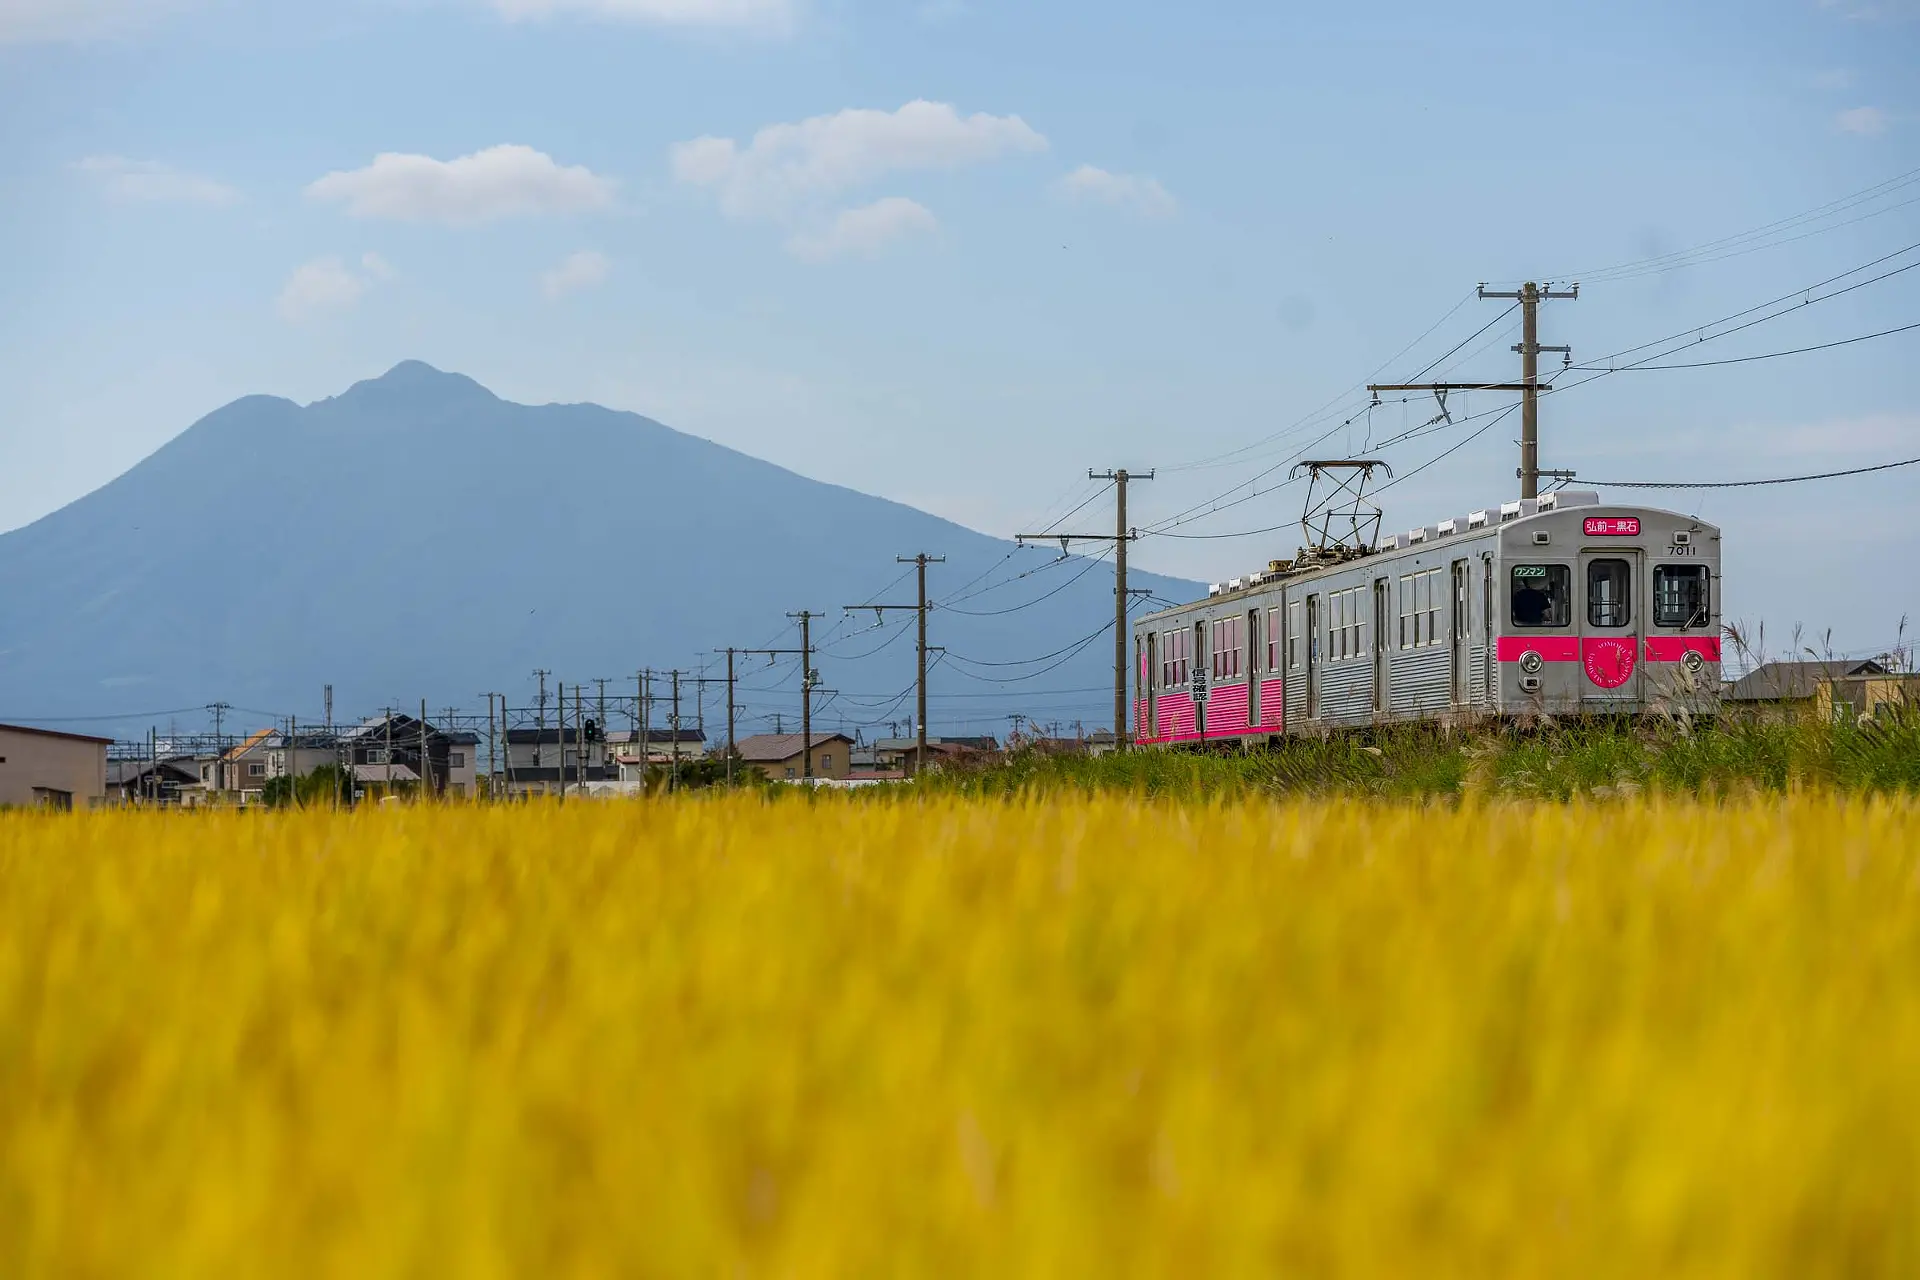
330;360;499;408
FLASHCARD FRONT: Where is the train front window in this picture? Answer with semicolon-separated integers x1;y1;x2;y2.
1509;565;1570;628
1587;559;1632;628
1654;565;1710;628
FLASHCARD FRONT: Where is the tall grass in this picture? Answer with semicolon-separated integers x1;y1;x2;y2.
930;712;1920;801
3;794;1918;1274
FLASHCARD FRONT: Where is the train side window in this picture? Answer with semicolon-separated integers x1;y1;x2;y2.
1288;601;1303;669
1509;565;1571;627
1654;565;1711;628
1587;559;1632;628
1267;607;1280;672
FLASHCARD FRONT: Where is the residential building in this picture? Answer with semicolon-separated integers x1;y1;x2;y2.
873;735;1000;773
736;732;855;781
336;714;482;797
216;728;277;804
500;725;615;797
106;758;201;805
1724;660;1890;713
1815;670;1920;724
605;727;707;780
0;723;111;809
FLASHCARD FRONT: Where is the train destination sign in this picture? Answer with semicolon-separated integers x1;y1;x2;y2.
1584;516;1641;537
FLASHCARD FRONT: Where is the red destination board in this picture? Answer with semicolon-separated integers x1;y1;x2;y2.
1584;516;1641;537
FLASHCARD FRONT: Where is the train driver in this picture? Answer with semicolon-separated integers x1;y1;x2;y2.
1513;574;1552;627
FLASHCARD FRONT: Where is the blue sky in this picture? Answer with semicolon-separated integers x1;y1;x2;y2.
3;0;1917;656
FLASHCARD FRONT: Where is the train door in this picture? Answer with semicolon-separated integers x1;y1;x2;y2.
1195;619;1211;737
1481;557;1495;703
1305;593;1321;719
1450;560;1470;704
1580;549;1642;706
1144;631;1157;739
1372;578;1390;715
1247;608;1261;727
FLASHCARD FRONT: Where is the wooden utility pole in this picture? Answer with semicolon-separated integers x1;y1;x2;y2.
1369;281;1577;499
482;693;500;799
532;669;550;774
1017;470;1153;747
845;553;945;774
669;670;682;793
742;610;822;778
722;648;737;783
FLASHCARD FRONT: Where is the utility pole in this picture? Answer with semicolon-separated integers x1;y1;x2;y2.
482;693;500;799
845;554;945;775
1368;281;1578;499
636;670;651;786
384;707;394;794
555;681;565;801
575;686;586;796
1017;470;1153;748
593;677;609;739
207;701;229;798
420;698;431;799
532;669;550;773
670;670;682;793
720;648;738;784
742;610;822;778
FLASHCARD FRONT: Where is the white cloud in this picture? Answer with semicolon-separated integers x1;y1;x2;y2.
1054;164;1177;218
0;0;199;44
1836;106;1890;135
486;0;796;28
306;144;615;225
73;155;238;206
276;253;391;323
540;249;612;299
786;196;938;262
671;100;1047;221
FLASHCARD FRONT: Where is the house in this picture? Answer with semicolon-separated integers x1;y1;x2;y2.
0;723;111;809
605;727;708;781
1724;660;1890;713
873;735;1000;774
215;728;277;804
336;714;481;797
1816;670;1920;724
735;732;855;781
106;758;202;805
500;725;616;797
264;732;345;786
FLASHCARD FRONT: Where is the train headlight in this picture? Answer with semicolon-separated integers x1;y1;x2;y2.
1682;650;1707;674
1519;650;1545;675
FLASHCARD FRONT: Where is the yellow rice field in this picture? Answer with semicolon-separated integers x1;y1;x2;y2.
2;794;1917;1276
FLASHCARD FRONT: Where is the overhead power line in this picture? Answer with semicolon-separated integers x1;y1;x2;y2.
1587;455;1920;490
1570;319;1920;371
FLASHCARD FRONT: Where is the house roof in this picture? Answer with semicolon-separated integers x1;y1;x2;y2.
1724;659;1889;702
220;728;275;761
875;736;999;752
0;722;114;746
506;727;617;745
351;763;420;784
107;759;202;786
604;728;706;745
734;732;853;763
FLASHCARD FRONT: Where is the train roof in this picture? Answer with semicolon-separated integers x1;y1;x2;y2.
1139;489;1720;623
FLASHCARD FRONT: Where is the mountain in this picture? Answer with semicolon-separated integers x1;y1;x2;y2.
0;362;1198;740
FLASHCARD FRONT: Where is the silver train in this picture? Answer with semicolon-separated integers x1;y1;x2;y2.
1133;490;1722;744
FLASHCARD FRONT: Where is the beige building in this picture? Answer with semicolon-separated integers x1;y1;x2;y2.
736;732;854;781
0;723;111;810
